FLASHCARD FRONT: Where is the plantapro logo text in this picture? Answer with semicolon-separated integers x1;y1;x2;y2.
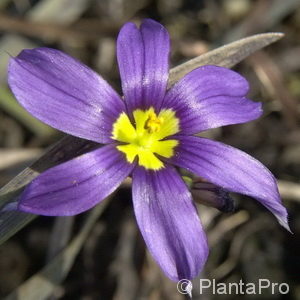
177;279;289;295
199;279;289;295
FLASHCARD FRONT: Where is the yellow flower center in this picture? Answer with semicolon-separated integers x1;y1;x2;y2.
112;107;179;170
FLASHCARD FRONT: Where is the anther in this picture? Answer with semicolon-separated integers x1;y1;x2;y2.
145;111;162;133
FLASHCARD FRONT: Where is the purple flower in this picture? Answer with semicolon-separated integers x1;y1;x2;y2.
8;19;289;281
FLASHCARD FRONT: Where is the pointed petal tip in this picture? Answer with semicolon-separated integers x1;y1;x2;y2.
132;166;208;282
1;201;18;212
272;201;292;233
18;202;42;216
16;145;135;217
169;136;291;234
8;47;124;144
278;216;292;234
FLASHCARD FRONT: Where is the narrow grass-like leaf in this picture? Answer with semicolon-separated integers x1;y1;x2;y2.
168;32;283;87
0;32;283;244
4;198;109;300
0;136;98;244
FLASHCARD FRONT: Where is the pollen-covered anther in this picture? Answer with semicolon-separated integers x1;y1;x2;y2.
145;111;163;133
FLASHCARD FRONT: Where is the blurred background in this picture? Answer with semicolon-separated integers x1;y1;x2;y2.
0;0;299;299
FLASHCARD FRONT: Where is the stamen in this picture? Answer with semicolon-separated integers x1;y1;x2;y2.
145;111;162;133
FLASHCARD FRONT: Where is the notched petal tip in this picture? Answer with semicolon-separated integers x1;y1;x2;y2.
117;18;170;113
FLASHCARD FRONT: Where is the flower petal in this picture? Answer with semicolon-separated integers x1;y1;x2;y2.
117;22;143;112
140;19;170;110
8;48;125;144
132;166;208;281
168;136;290;231
18;145;135;216
117;19;170;113
162;65;262;134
